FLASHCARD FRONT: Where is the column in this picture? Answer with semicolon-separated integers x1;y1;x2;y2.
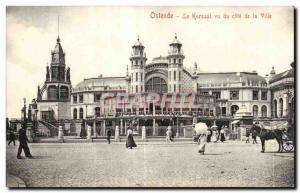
58;125;64;142
87;125;92;141
115;125;119;141
120;119;123;135
136;119;139;134
93;120;97;137
283;95;288;117
153;118;156;136
103;120;106;136
142;126;146;140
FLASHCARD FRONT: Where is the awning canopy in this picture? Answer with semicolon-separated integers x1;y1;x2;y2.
231;120;240;124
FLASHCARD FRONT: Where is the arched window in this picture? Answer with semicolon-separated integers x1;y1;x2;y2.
252;105;258;117
48;85;58;100
73;108;77;119
273;100;277;118
79;108;84;119
279;98;283;117
261;105;267;117
60;86;69;100
95;107;100;117
231;105;239;116
145;77;167;93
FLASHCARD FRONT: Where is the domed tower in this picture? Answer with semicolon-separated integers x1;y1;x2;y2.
167;33;185;92
129;36;147;93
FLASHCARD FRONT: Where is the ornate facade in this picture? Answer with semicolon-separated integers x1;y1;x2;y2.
16;34;294;139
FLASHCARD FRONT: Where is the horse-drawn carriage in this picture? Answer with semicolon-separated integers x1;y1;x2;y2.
252;121;294;153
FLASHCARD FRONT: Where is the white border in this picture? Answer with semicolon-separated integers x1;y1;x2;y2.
1;1;298;193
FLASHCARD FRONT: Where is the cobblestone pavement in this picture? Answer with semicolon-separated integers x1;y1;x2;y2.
6;140;294;188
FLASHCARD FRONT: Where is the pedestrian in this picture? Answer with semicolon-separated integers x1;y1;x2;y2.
220;127;226;142
206;128;212;143
107;129;111;144
252;129;258;144
17;124;33;159
245;130;250;143
211;130;217;142
126;128;137;149
8;131;16;146
166;126;173;143
194;123;208;155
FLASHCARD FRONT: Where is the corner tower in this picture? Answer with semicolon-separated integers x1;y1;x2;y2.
129;36;147;93
167;33;185;92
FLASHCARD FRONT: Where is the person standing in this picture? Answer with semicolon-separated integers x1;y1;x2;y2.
126;128;137;149
206;128;212;143
245;130;250;143
106;129;111;144
17;124;33;159
252;129;258;144
8;131;16;146
166;126;173;143
220;127;226;142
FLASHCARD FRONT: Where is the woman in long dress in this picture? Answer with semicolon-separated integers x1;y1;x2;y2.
211;130;217;142
166;126;173;143
126;120;137;149
220;128;226;142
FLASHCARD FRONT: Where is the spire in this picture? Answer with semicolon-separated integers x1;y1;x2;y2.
57;16;60;43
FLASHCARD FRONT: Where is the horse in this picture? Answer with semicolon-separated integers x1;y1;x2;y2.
251;124;285;153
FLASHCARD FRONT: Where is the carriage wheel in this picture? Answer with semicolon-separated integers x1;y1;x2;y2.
283;143;294;152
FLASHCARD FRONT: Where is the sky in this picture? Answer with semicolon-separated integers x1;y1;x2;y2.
6;6;294;118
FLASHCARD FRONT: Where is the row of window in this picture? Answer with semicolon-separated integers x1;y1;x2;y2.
201;90;268;100
231;105;268;117
169;58;182;64
131;72;144;82
168;84;181;92
73;108;84;119
169;70;181;81
73;94;83;104
131;85;144;93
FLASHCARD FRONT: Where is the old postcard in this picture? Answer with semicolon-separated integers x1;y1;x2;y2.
6;6;295;188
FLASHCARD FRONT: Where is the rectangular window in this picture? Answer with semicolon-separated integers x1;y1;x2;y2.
212;91;221;99
131;73;133;82
230;90;239;100
173;59;176;63
94;94;101;102
169;71;171;81
179;84;181;92
141;73;143;82
141;86;143;92
179;71;181;81
210;110;214;116
179;59;182;63
73;95;77;104
253;90;259;100
261;91;267;100
174;71;176;81
79;94;83;103
136;85;138;92
136;72;138;82
174;84;176;92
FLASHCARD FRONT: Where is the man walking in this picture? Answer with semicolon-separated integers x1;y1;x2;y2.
245;130;250;143
252;129;258;144
17;124;33;159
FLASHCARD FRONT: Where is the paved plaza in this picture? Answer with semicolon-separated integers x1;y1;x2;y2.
6;140;294;188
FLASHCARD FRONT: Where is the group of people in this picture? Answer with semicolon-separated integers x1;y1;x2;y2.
105;120;137;149
206;126;226;143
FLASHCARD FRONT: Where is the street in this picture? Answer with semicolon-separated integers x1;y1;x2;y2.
6;140;294;187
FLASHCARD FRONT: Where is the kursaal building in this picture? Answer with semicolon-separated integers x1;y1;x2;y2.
15;34;294;140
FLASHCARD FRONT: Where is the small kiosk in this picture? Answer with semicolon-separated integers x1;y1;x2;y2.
231;105;253;141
